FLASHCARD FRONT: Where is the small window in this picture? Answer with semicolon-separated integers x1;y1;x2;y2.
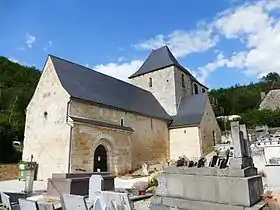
181;74;185;88
120;119;124;126
194;84;199;94
149;77;152;87
202;88;206;93
43;111;48;119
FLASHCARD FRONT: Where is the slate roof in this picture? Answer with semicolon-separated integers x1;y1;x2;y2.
170;94;208;128
129;46;208;89
70;116;134;132
49;55;171;120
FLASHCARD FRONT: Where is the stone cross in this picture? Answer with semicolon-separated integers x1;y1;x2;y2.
89;175;104;202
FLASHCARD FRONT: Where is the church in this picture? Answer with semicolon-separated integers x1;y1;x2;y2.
22;46;221;180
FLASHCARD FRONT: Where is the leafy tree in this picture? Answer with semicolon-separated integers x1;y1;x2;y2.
0;56;41;163
261;72;280;83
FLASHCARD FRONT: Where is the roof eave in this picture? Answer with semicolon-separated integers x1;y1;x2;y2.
169;123;200;129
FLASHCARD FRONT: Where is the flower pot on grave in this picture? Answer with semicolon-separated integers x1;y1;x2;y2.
139;190;145;195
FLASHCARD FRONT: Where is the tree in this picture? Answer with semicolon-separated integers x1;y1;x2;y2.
0;56;41;163
261;72;280;83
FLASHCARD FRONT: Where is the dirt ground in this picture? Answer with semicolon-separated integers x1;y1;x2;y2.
0;164;19;181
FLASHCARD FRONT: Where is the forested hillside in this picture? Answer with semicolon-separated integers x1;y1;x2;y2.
0;56;41;163
209;72;280;129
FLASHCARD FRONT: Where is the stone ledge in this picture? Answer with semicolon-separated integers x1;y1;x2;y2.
163;166;258;177
151;195;266;210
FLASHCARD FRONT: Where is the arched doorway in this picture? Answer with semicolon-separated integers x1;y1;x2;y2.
94;145;108;172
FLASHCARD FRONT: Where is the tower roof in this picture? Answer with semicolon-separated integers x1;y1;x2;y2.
129;46;208;89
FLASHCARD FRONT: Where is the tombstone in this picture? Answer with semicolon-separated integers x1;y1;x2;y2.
37;202;55;210
141;163;149;176
93;197;106;210
197;158;205;168
176;157;185;167
188;161;194;167
209;155;218;167
240;124;252;157
229;121;254;169
62;194;88;210
100;191;133;210
18;198;38;210
89;175;103;202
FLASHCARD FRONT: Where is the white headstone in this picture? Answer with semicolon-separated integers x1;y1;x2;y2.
101;191;133;210
89;175;104;202
62;194;87;210
93;197;106;210
18;198;38;210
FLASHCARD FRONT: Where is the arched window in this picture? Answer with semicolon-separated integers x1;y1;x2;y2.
194;83;199;94
202;88;206;93
181;74;185;88
120;119;124;126
149;77;152;87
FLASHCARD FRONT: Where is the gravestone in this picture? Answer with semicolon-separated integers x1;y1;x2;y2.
100;191;133;210
209;155;218;167
188;161;194;167
89;175;103;202
240;124;252;158
18;199;37;210
150;121;265;210
229;121;254;169
93;197;106;210
62;194;88;210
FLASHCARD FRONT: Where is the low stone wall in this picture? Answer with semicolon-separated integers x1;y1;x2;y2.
0;164;19;181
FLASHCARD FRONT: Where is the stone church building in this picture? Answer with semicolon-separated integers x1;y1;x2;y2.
259;82;280;110
22;46;221;180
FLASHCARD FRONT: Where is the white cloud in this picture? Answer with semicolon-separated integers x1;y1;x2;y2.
26;33;36;48
8;57;19;63
135;28;218;58
93;60;143;82
117;56;127;62
197;0;280;81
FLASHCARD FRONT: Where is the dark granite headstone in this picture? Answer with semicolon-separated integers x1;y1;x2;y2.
209;156;218;167
188;161;194;167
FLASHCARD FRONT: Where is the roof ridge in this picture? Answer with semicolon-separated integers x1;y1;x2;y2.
49;54;158;96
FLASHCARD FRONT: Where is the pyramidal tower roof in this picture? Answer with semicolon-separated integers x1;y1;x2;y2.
129;46;179;78
128;46;207;89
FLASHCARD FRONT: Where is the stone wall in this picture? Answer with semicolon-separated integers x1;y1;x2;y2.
199;97;222;155
22;57;71;180
169;127;201;161
259;89;280;110
69;100;169;171
70;123;132;176
130;66;178;116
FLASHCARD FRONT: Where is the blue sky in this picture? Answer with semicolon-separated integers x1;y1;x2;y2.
1;0;280;89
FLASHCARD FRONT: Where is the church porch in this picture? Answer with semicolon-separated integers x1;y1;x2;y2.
69;117;133;176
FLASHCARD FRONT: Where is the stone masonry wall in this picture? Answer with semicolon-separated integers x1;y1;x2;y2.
69;100;169;171
199;96;222;155
169;127;201;161
259;89;280;110
23;57;71;180
174;67;193;109
130;66;178;116
70;123;132;176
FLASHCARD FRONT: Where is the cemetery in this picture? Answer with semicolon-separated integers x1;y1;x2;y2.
1;121;278;209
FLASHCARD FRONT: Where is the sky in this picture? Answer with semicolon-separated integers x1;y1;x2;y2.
1;0;280;89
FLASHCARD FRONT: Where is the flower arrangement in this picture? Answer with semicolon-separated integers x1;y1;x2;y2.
132;180;149;195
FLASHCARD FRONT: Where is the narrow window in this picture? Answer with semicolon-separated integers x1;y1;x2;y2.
43;111;48;120
194;84;199;94
150;119;153;130
182;74;185;88
202;88;206;93
212;131;216;146
120;119;124;126
149;77;152;87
